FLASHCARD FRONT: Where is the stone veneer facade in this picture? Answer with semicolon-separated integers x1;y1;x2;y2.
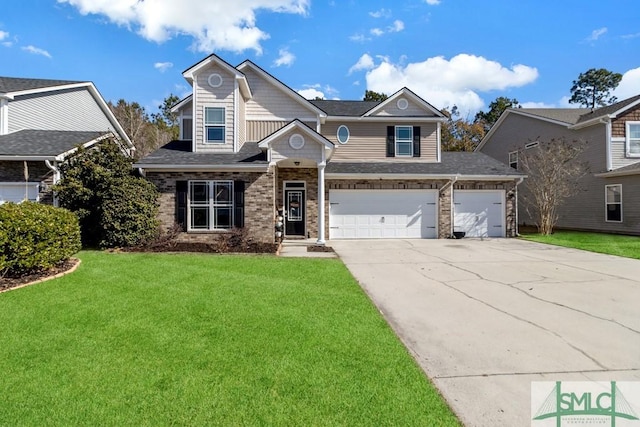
146;168;518;243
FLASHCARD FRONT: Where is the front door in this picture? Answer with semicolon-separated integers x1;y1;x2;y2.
285;187;306;237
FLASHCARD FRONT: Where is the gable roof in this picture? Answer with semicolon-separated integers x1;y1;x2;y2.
364;87;446;118
0;130;113;160
236;60;326;119
182;54;252;99
257;119;334;150
0;77;83;95
574;94;640;127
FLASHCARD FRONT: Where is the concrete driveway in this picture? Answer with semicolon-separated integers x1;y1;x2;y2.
329;238;640;427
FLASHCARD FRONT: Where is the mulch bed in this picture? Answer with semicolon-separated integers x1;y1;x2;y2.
129;241;279;254
0;259;80;293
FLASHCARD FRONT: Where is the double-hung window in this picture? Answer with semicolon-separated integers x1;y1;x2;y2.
395;126;413;156
605;184;622;222
509;151;518;170
205;107;225;143
626;122;640;157
189;181;233;230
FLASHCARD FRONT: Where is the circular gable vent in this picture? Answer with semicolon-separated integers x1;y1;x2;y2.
289;134;305;150
397;98;409;110
208;73;223;88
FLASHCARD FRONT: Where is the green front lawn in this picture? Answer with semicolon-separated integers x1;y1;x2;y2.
520;231;640;259
0;252;459;426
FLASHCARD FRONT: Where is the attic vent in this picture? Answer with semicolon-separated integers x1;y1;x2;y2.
525;141;539;149
208;73;223;88
397;98;409;110
289;133;305;150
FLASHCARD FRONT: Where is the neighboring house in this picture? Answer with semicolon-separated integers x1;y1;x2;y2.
135;54;524;243
477;95;640;235
0;77;133;204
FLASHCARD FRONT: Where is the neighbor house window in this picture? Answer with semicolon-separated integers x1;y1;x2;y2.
509;151;518;169
182;117;193;140
626;122;640;157
205;107;225;143
605;184;622;222
395;126;413;156
189;180;233;230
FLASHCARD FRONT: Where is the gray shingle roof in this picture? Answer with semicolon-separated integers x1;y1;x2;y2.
0;77;83;94
135;140;268;166
516;108;591;125
310;100;381;116
0;130;109;157
576;94;640;124
326;152;523;177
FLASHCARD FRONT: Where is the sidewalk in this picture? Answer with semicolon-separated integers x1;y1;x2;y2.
278;239;337;258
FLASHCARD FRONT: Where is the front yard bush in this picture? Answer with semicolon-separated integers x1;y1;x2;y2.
0;202;81;277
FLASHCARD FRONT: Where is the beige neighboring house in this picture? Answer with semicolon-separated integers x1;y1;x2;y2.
0;77;133;205
477;94;640;235
135;54;524;244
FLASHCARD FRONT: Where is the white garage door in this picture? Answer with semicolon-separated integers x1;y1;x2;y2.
329;190;437;239
453;190;504;237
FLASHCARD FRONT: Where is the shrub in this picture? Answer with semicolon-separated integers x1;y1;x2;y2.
0;202;81;277
99;177;160;248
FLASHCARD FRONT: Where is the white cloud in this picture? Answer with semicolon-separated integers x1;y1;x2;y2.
370;28;384;37
425;0;441;4
349;33;370;43
0;31;8;40
520;101;556;109
154;61;173;72
348;53;375;74
58;0;309;53
622;32;640;39
298;87;324;99
586;27;607;41
613;67;640;100
22;45;52;58
369;8;391;18
273;48;295;67
364;54;538;116
389;20;404;33
0;31;11;47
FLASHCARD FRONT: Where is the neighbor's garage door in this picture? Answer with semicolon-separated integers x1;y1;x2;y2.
453;190;504;237
329;190;437;239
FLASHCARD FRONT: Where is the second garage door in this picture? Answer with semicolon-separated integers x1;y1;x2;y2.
329;190;437;239
453;190;504;237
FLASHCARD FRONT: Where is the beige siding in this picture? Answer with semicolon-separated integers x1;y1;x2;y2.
271;129;323;163
194;63;235;152
247;121;288;142
372;97;436;117
242;67;318;120
322;122;438;161
237;93;246;148
8;88;113;133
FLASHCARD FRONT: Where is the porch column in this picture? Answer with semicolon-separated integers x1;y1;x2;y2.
317;163;326;245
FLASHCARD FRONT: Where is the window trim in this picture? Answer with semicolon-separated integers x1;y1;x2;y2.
187;180;234;231
336;125;350;144
395;125;413;157
605;184;623;223
204;107;225;144
508;151;518;170
626;121;640;158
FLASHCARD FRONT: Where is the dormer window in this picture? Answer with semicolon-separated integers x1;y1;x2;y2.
205;107;225;144
626;122;640;157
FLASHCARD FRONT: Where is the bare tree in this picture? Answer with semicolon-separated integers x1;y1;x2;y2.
519;138;589;235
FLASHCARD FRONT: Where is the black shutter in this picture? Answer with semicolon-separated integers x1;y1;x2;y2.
175;181;188;231
386;126;395;157
233;180;245;228
413;126;421;157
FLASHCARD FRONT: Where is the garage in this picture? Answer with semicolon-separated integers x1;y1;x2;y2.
453;190;504;237
329;189;437;239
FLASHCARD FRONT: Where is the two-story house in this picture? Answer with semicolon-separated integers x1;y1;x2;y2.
0;77;132;204
477;95;640;235
135;54;524;243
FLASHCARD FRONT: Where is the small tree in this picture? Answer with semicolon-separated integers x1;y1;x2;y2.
519;138;589;235
569;68;622;109
475;96;520;132
54;139;159;248
441;106;486;152
363;90;388;102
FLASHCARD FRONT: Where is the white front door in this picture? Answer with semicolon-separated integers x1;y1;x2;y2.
453;190;504;237
329;190;438;239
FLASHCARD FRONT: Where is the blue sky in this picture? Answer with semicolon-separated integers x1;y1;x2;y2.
2;0;640;117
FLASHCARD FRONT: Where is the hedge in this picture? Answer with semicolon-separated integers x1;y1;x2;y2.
0;202;81;277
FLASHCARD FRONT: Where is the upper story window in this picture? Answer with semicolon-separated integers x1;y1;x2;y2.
205;107;225;144
605;184;622;222
509;151;518;169
395;126;413;156
386;125;420;157
337;125;350;144
626;122;640;157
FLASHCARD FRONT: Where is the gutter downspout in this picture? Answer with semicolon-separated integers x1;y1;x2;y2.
514;176;524;236
45;160;60;207
439;175;459;238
